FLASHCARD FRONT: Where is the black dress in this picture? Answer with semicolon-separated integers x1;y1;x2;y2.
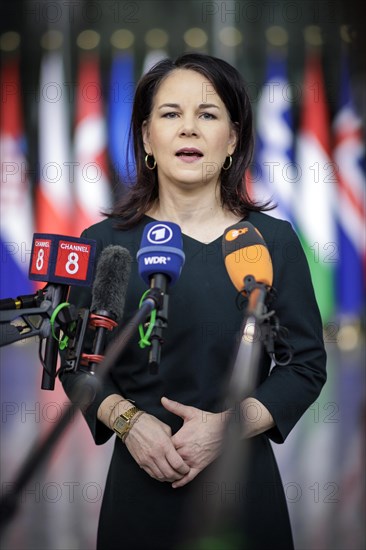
60;211;327;550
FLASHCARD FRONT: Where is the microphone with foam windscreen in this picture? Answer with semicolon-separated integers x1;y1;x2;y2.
65;245;132;377
87;245;132;372
223;221;273;290
223;221;273;318
91;246;131;323
137;221;185;372
222;221;274;400
137;221;185;286
181;223;287;547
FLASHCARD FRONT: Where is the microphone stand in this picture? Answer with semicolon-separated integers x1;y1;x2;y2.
0;288;163;538
183;275;279;548
227;275;274;404
0;299;55;347
41;285;70;390
148;274;169;374
0;285;78;393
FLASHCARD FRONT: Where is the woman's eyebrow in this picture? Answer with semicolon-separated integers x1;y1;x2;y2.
157;102;220;110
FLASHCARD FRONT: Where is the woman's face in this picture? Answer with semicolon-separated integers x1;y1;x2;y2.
142;69;237;191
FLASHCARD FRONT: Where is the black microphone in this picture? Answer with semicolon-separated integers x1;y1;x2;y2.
86;245;132;373
0;290;45;311
0;288;50;348
136;221;185;372
64;245;132;409
41;284;70;390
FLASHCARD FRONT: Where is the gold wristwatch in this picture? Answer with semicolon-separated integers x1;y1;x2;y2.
112;406;141;440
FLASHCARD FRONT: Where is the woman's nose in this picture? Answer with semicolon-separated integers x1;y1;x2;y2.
179;116;199;137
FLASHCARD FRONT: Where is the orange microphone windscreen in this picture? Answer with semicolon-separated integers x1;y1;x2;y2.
222;222;273;292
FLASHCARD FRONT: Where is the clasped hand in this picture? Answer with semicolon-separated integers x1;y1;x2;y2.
124;397;224;488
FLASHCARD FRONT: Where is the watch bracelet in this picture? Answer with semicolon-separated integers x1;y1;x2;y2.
108;399;125;429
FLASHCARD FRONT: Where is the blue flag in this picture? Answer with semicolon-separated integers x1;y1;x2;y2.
0;57;34;299
254;49;295;223
333;51;366;318
108;52;135;188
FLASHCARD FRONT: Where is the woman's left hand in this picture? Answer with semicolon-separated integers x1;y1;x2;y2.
161;396;224;488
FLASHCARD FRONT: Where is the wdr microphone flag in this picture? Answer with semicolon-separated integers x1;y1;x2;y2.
333;51;366;318
137;222;185;286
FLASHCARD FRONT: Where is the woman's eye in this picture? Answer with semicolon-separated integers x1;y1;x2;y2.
200;112;216;120
161;112;216;120
162;112;178;119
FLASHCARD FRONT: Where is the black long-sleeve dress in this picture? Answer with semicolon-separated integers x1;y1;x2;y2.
60;210;327;550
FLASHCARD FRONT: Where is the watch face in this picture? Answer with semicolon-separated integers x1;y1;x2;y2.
113;407;139;439
114;416;129;434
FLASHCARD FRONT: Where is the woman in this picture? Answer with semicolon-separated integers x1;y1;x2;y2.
61;53;326;549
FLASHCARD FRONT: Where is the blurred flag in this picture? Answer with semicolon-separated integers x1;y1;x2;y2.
294;51;336;322
333;51;366;319
0;55;34;298
254;49;295;223
36;49;74;237
108;51;135;187
73;51;111;237
141;49;168;74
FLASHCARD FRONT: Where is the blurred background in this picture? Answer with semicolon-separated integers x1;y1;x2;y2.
0;0;365;549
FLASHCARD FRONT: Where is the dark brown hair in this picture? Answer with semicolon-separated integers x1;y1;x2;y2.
108;52;272;228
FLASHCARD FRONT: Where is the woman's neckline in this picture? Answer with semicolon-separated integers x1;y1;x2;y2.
142;214;246;246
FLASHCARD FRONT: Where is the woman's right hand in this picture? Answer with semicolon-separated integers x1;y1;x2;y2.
124;412;190;483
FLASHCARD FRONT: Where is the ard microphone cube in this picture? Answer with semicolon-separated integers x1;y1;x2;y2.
137;222;185;286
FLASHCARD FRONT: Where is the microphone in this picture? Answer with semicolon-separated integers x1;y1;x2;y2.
28;233;96;390
223;221;273;291
63;245;132;408
0;291;45;311
223;221;273;316
136;221;185;372
222;222;274;399
82;245;132;374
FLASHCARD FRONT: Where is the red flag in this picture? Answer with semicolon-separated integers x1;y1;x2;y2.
0;55;34;297
294;50;336;322
73;52;111;237
36;50;74;237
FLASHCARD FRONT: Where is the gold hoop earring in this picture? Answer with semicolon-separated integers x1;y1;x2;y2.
222;155;233;171
145;154;156;170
